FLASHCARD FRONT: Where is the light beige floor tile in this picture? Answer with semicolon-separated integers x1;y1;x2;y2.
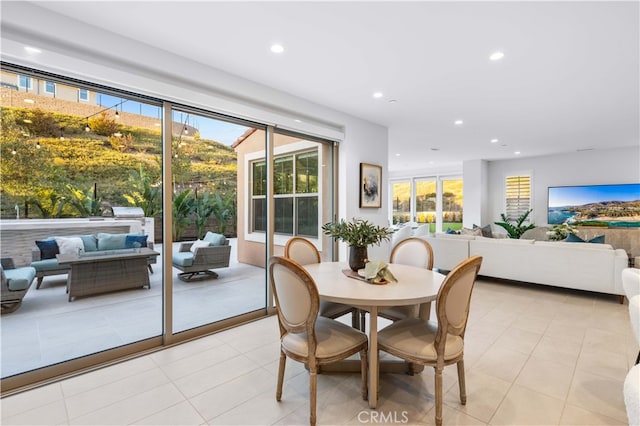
1;382;64;420
63;367;170;419
242;340;282;367
68;382;184;425
158;342;242;381
173;353;260;398
472;345;528;383
514;354;575;400
510;312;553;335
582;327;630;355
489;384;564;425
0;400;68;425
149;333;225;366
576;348;629;382
443;370;511;423
491;326;542;355
566;369;628;422
133;400;206;425
531;334;582;367
560;403;626;425
208;387;306;425
421;404;488;425
189;366;277;421
545;319;588;345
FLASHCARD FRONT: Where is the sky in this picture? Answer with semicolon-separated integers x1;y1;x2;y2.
548;184;640;207
97;94;249;145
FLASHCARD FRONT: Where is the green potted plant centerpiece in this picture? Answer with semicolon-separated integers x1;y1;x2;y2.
322;218;393;271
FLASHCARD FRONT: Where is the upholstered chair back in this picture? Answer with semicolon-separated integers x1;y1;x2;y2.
390;237;434;270
284;237;321;266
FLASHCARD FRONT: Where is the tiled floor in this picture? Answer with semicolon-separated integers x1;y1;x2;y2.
2;278;636;425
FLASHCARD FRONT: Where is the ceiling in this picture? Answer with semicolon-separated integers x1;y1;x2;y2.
14;1;640;173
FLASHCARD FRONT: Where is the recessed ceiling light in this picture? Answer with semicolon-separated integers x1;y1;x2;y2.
373;92;383;99
24;46;41;54
489;51;505;61
270;44;284;54
294;119;302;123
428;161;435;164
490;138;499;143
454;119;463;126
514;151;521;155
395;153;401;157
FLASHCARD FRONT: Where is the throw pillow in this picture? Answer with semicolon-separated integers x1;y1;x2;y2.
97;233;128;250
203;231;227;246
35;239;59;259
589;235;605;244
461;227;482;236
566;233;606;244
125;234;148;249
473;224;493;238
54;237;85;255
190;240;211;253
79;235;98;252
445;228;460;235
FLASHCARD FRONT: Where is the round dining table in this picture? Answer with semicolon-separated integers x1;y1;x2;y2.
302;261;446;408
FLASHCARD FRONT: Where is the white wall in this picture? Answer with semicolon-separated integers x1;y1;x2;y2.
486;146;640;227
1;2;389;262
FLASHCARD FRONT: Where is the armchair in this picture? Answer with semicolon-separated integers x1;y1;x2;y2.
1;258;36;313
172;232;231;282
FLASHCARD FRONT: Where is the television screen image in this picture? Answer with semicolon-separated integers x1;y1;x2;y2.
548;183;640;227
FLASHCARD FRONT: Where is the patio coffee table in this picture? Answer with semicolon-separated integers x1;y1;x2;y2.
57;248;159;301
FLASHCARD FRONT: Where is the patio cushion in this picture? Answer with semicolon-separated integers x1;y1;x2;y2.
172;252;194;267
203;232;226;246
97;233;128;250
31;259;69;272
4;267;36;291
125;234;148;249
54;237;84;255
35;239;59;259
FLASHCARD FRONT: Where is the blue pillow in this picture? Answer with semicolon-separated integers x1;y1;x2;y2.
125;234;148;248
588;235;605;244
97;233;128;250
445;228;459;235
35;239;59;259
203;231;227;246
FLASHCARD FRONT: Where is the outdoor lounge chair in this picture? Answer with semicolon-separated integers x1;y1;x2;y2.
172;232;231;282
1;258;36;314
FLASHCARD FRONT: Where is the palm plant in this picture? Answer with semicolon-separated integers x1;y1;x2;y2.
494;209;536;239
211;192;235;235
193;190;216;239
172;189;195;241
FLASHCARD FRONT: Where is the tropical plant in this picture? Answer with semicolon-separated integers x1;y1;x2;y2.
123;166;161;217
64;184;103;217
193;190;216;239
211;192;236;235
28;189;67;218
172;189;195;240
322;218;393;248
494;209;536;239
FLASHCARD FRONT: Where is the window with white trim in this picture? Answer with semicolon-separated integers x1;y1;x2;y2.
505;175;532;221
251;149;319;237
45;81;56;95
18;75;32;90
78;88;89;102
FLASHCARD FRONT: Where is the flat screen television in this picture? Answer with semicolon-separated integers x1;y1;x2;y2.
548;183;640;227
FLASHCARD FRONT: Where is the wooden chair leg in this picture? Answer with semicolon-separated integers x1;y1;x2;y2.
276;351;286;401
457;360;467;404
351;309;360;329
435;366;443;426
361;348;368;400
310;368;317;426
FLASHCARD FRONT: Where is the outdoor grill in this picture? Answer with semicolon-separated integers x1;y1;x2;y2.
112;206;145;221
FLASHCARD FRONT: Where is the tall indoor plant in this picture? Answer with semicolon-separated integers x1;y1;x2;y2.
322;218;393;271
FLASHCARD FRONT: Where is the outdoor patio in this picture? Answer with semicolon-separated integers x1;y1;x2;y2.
0;239;267;379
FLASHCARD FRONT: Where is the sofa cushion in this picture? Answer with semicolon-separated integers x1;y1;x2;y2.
97;233;128;250
79;235;98;252
172;252;194;267
35;239;59;259
4;266;36;291
125;234;148;249
203;231;227;246
473;224;493;238
31;259;68;272
190;240;211;253
461;227;483;236
54;237;84;255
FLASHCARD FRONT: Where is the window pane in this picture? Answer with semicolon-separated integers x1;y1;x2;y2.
295;151;318;194
19;75;31;89
415;180;436;231
274;156;293;194
78;88;88;101
442;179;463;229
275;198;293;234
45;81;55;94
252;198;266;232
392;181;411;224
252;161;266;196
296;196;318;237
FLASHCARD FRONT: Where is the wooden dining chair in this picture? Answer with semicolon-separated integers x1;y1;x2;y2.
377;255;483;426
361;237;434;329
269;256;369;426
285;237;360;329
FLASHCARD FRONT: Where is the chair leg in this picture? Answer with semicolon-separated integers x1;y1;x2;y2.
351;309;360;329
276;351;286;401
36;276;43;289
434;366;443;426
636;350;640;365
360;310;367;332
457;359;467;405
361;348;368;400
310;367;317;426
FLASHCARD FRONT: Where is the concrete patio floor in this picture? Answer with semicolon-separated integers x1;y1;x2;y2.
1;240;267;378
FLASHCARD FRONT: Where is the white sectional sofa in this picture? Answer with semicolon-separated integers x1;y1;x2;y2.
421;234;628;297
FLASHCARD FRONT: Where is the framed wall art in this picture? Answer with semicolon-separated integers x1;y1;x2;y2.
360;162;382;208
